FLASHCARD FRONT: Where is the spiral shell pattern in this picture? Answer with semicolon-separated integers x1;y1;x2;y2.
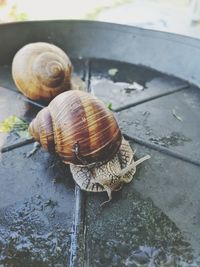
12;42;72;102
28;90;122;165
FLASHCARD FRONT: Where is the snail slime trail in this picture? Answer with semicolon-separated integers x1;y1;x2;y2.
28;90;150;205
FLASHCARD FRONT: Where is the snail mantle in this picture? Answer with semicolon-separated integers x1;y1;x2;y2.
28;90;150;205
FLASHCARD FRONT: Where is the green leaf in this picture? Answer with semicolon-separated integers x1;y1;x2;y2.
108;68;118;76
0;115;30;137
107;102;113;110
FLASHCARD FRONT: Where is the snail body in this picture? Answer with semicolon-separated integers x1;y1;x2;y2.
12;42;72;102
70;138;150;205
28;90;150;205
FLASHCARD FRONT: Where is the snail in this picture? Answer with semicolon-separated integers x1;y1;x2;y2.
12;42;73;102
28;90;150;205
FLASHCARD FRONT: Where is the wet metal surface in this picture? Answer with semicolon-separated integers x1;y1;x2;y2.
0;24;200;266
0;67;76;266
90;59;189;111
85;185;199;266
0;65;15;92
0;86;35;149
132;144;200;255
84;59;200;266
0;142;75;266
117;86;200;162
1;58;200;266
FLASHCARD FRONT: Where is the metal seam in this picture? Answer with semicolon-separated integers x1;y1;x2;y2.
68;59;90;267
114;84;190;112
123;133;200;167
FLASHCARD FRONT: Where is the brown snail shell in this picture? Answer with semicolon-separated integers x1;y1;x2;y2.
12;42;73;102
28;90;122;165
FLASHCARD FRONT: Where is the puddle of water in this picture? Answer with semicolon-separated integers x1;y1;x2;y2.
90;77;146;110
0;195;70;267
90;73;185;111
149;131;192;147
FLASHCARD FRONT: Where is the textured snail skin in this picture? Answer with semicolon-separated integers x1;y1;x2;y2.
70;138;150;205
28;90;122;165
70;138;135;193
12;42;73;102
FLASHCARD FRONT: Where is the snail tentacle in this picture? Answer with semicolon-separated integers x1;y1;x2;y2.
135;155;151;166
117;154;151;178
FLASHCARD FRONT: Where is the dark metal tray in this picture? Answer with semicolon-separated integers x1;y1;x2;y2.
0;20;200;267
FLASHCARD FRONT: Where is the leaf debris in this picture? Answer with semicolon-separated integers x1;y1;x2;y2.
108;68;119;76
0;115;30;138
172;109;183;122
107;102;113;110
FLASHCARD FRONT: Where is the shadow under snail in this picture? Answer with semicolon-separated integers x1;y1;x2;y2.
12;42;73;102
28;90;150;205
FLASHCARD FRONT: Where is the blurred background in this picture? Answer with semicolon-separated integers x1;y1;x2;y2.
0;0;200;38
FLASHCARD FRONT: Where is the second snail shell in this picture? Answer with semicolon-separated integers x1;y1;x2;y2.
12;42;73;102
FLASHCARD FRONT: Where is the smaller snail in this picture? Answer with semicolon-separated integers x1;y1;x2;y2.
12;42;73;102
28;90;150;205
